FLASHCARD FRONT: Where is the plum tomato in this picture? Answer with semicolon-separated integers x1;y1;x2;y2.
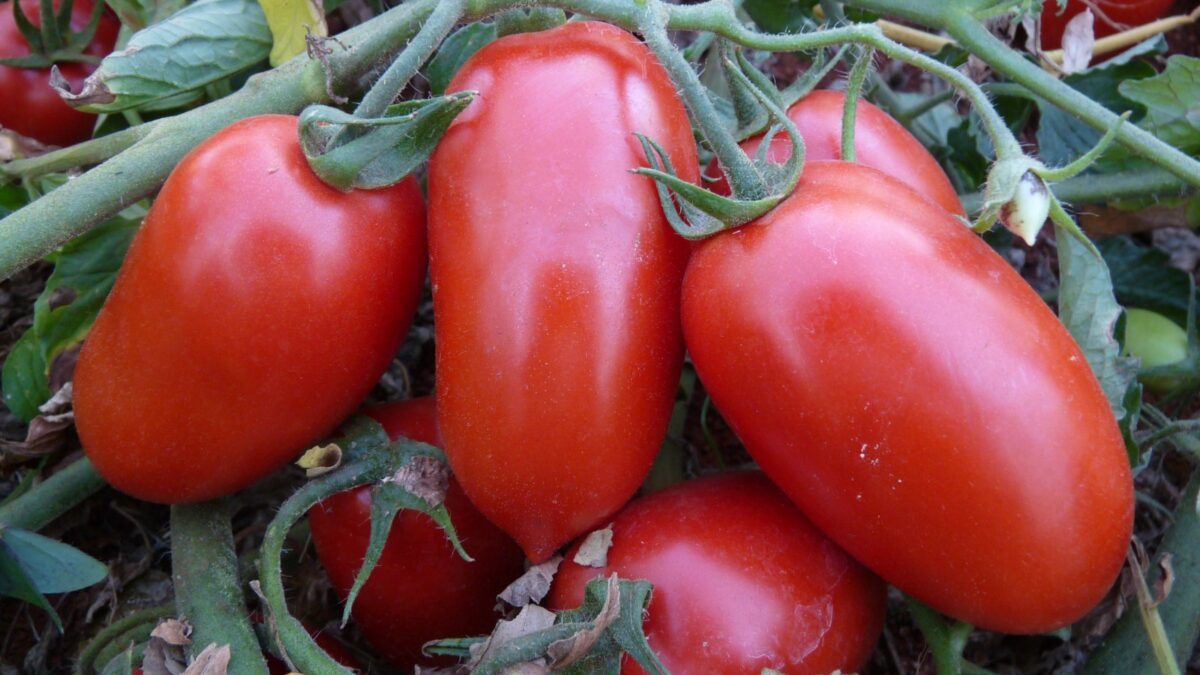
308;397;527;670
75;115;428;503
682;161;1134;634
428;21;698;563
549;471;886;674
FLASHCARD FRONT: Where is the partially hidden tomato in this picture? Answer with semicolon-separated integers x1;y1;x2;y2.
0;0;117;146
682;161;1133;634
428;21;698;563
709;90;964;216
1040;0;1174;50
308;397;526;670
549;471;886;674
75;115;427;503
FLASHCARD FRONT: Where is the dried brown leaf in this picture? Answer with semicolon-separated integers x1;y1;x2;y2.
142;619;192;675
180;644;231;675
1151;553;1174;609
572;527;613;569
1060;9;1095;74
497;556;563;609
545;575;621;669
466;604;556;670
0;383;75;464
296;443;342;477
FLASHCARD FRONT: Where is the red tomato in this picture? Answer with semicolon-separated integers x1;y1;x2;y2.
549;472;886;674
428;21;698;563
308;398;526;670
0;0;117;146
1040;0;1174;50
709;90;963;216
682;161;1133;634
75;115;427;503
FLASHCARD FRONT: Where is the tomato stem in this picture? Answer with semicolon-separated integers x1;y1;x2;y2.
74;604;173;675
839;46;874;163
170;499;270;675
0;457;106;533
906;596;985;675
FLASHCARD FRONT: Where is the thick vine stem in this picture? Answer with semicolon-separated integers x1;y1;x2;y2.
171;499;268;675
0;121;160;183
0;457;106;532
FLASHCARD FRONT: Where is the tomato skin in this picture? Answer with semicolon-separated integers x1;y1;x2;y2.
709;90;964;216
0;0;117;146
549;472;886;674
308;398;526;670
682;161;1133;634
1040;0;1174;50
428;21;698;563
75;115;427;504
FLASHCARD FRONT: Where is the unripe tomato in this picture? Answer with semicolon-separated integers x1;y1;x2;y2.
549;472;886;674
428;21;698;563
1123;308;1187;368
308;398;526;670
75;115;427;503
683;161;1133;634
1040;0;1175;50
0;0;118;146
709;90;964;216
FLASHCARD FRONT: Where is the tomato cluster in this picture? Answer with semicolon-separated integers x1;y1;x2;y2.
73;17;1134;674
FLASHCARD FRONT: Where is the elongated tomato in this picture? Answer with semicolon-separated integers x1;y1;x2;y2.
428;21;698;563
709;90;964;216
683;161;1133;634
549;472;886;674
75;115;427;503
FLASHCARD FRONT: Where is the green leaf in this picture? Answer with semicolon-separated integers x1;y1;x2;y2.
1;528;108;594
425;21;496;95
1118;55;1200;159
0;183;27;217
0;539;60;630
1118;382;1144;468
742;0;813;33
258;0;326;66
1;332;51;422
1098;236;1193;329
1055;223;1139;419
58;0;272;113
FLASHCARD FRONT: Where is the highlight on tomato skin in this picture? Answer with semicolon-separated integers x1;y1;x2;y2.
74;114;429;504
308;397;527;671
682;161;1134;635
548;471;887;675
0;0;119;146
427;20;698;564
707;89;964;216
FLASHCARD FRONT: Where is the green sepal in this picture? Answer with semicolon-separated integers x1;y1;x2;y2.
340;454;470;626
54;0;271;113
635;50;804;241
300;91;476;192
426;21;496;95
495;7;565;37
0;527;109;631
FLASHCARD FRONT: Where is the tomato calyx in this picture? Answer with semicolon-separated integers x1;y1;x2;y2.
636;50;805;241
297;92;475;192
257;415;471;674
424;575;667;675
0;0;107;69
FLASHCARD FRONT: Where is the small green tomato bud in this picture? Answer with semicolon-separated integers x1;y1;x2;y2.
999;171;1050;246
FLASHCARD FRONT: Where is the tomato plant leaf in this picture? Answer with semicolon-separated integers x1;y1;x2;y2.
1055;223;1139;419
56;0;272;113
1117;55;1200;159
1;527;108;594
1118;382;1144;468
1;332;51;422
1098;236;1193;329
0;538;61;630
257;0;326;66
426;21;496;95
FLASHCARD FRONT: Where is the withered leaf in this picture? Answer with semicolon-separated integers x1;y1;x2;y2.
572;527;613;568
497;556;563;608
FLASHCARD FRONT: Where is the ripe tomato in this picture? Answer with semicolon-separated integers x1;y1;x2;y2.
0;0;117;146
1040;0;1174;50
75;115;427;503
710;90;963;216
682;161;1133;634
549;472;886;674
428;21;697;563
308;397;526;670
